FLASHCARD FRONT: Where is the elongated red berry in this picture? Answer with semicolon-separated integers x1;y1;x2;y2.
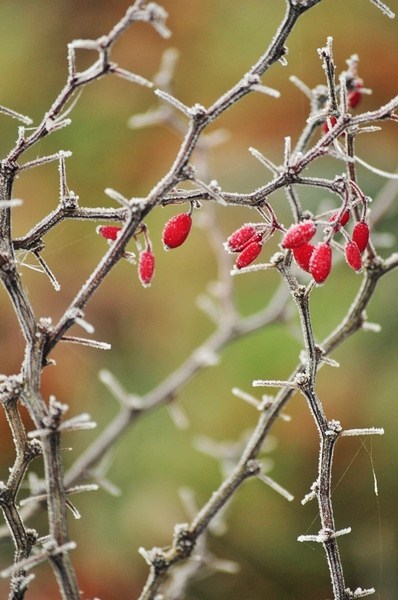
348;83;363;109
309;242;332;284
292;243;315;272
322;116;337;134
162;213;192;250
226;224;258;253
282;220;316;249
352;221;369;253
235;241;262;269
97;225;122;241
345;241;362;271
138;250;155;287
329;209;350;228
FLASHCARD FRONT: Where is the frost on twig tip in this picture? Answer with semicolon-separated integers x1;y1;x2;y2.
369;0;395;18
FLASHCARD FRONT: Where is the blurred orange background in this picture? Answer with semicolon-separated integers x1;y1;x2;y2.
0;1;397;598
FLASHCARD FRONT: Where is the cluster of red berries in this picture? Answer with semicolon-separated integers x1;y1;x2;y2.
96;211;193;288
224;208;370;284
97;198;370;287
282;216;369;283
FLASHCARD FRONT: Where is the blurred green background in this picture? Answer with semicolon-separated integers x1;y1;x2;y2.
0;1;397;598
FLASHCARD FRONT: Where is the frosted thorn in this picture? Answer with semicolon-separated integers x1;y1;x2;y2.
250;83;281;99
99;369;143;410
341;427;384;437
75;316;95;334
284;136;292;168
257;472;294;502
167;401;190;430
248;146;279;175
104;187;131;207
232;387;260;409
178;487;198;520
0;198;23;208
19;150;72;172
110;65;153;88
369;0;395;18
194;177;226;206
0;105;32;125
289;75;312;99
154;89;190;117
60;336;111;350
361;321;381;333
253;378;298;389
346;586;376;598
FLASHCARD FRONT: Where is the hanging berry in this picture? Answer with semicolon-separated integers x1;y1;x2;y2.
292;243;315;272
225;224;259;253
282;220;316;249
322;116;337;134
235;240;262;269
347;82;363;109
309;242;332;284
97;225;122;241
162;212;192;250
344;241;362;271
138;249;155;288
329;209;350;228
352;221;370;253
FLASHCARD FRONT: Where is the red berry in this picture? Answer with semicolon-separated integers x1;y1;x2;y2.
344;241;362;271
235;241;262;269
138;250;155;287
97;225;122;241
322;116;337;134
348;83;363;109
309;242;332;284
329;209;350;228
226;224;258;253
352;221;370;253
282;220;316;249
162;213;192;250
292;243;315;272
